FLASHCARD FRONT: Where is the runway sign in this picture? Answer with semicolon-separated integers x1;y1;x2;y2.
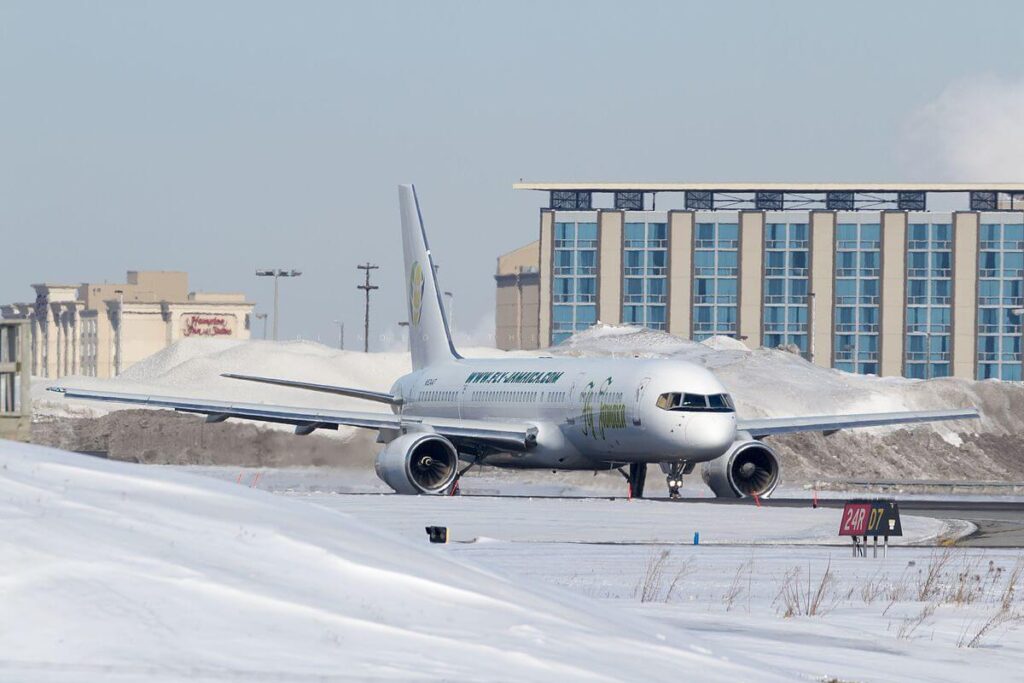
839;499;902;537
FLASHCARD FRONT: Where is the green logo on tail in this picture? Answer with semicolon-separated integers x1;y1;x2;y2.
409;261;425;324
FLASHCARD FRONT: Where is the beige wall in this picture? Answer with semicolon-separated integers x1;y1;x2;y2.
668;211;693;337
128;271;189;300
952;212;979;379
538;211;553;347
495;278;539;350
519;281;540;348
879;211;907;376
809;212;835;367
497;241;539;275
598;211;622;324
738;211;763;347
81;272;188;310
495;240;540;351
9;274;252;379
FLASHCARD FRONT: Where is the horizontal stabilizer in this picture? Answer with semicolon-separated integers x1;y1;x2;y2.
221;373;402;406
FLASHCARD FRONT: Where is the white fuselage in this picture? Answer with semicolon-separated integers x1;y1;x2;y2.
389;356;738;470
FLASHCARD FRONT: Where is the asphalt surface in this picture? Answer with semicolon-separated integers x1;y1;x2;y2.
686;497;1024;548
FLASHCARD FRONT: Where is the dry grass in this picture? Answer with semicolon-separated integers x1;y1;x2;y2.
722;560;753;612
773;559;836;618
635;549;671;603
896;602;937;640
956;606;1018;648
937;553;982;606
916;548;954;601
664;558;695;603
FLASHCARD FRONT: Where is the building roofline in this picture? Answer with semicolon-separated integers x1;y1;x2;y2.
513;182;1024;193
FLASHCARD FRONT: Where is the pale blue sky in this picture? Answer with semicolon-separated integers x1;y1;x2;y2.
2;1;1023;347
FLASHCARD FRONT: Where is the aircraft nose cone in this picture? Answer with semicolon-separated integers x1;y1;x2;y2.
684;414;735;457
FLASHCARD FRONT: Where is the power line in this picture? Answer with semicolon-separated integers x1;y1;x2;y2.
356;263;379;353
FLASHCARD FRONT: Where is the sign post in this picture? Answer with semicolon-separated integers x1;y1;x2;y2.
838;499;902;558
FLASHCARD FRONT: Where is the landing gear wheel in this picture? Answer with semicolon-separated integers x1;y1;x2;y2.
628;463;647;498
665;462;686;499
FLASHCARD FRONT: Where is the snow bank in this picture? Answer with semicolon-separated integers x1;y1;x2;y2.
0;441;790;682
33;326;1024;482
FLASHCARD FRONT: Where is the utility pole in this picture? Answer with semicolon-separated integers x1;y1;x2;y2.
255;269;302;340
357;263;379;353
333;320;345;350
255;313;268;340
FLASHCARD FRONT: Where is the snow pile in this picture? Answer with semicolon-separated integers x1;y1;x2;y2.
0;440;788;682
33;327;1024;482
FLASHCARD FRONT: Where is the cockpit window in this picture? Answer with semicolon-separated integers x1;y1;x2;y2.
656;392;734;412
707;394;731;410
680;393;707;409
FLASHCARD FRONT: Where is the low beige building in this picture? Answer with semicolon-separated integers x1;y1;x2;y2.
495;241;540;350
1;271;254;379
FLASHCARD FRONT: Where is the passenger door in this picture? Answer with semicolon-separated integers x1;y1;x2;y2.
632;377;650;427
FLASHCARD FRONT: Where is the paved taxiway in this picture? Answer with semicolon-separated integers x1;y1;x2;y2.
690;497;1024;548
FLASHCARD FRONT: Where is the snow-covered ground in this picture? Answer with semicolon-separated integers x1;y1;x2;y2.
1;442;1021;682
0;440;783;682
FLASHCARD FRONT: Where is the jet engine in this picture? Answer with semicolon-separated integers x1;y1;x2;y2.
701;439;780;498
374;432;459;495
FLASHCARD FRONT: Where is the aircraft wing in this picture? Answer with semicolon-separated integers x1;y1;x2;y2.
221;373;402;406
736;408;979;438
49;387;537;452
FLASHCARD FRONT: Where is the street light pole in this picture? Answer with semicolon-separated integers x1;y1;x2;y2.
255;269;302;341
114;289;124;376
255;313;268;340
333;320;345;350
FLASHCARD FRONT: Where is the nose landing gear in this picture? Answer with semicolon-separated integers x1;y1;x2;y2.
660;461;693;499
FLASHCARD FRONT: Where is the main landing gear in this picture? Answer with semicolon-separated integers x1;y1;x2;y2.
618;463;648;498
661;462;693;499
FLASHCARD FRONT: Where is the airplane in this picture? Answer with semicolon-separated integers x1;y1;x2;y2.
52;185;980;499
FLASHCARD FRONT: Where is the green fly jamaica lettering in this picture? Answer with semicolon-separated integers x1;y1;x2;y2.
580;377;627;440
465;370;564;384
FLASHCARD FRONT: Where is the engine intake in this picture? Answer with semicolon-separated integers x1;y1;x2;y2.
375;432;459;495
701;440;780;498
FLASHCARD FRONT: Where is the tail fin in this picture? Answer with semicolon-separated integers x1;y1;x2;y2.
398;184;461;369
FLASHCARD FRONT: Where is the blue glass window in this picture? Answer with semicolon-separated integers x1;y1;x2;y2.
834;222;880;372
762;222;809;354
693;221;739;340
977;220;1024;379
621;221;668;331
551;221;599;344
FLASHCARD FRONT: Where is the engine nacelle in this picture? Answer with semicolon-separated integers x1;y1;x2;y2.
701;440;780;498
375;432;459;495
